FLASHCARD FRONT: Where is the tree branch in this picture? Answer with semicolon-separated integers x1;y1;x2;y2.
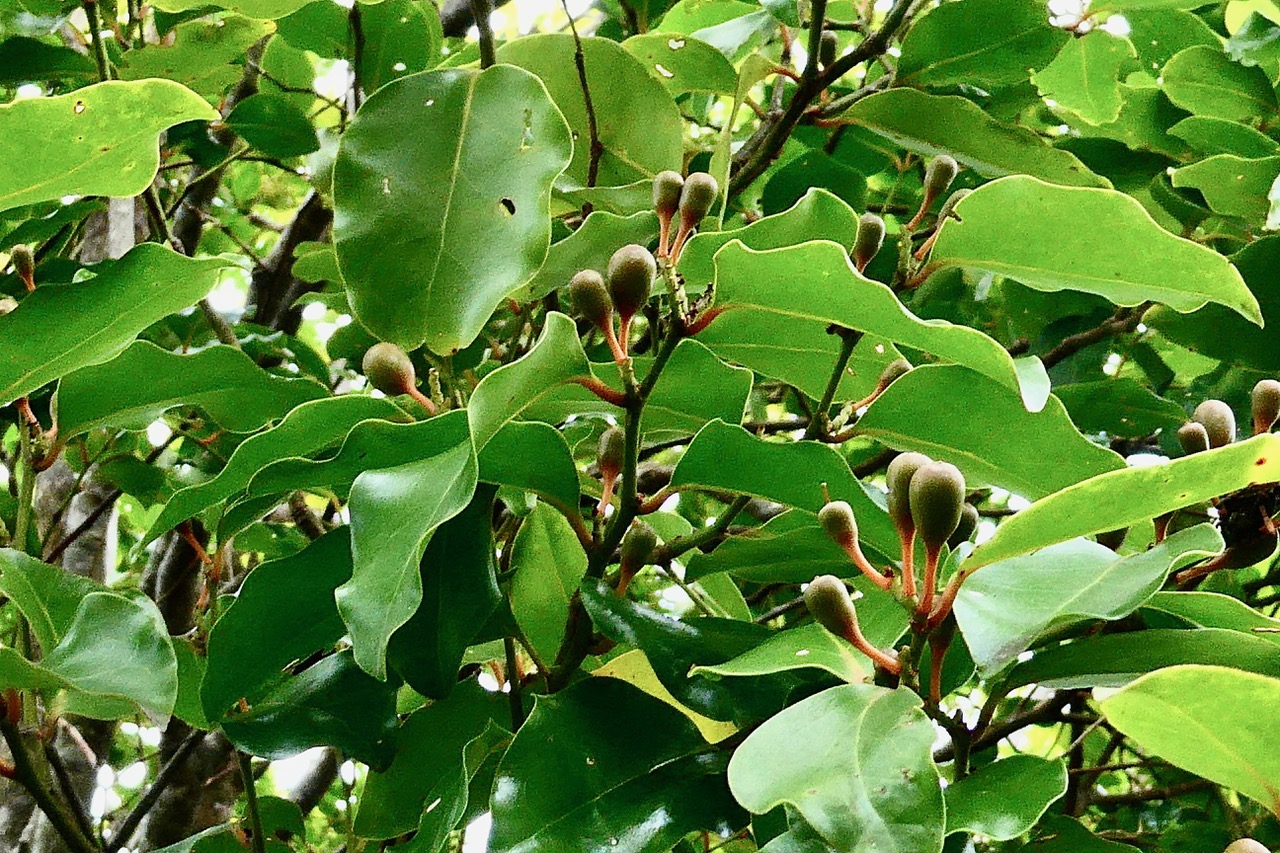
0;718;99;853
104;731;206;853
1040;304;1148;369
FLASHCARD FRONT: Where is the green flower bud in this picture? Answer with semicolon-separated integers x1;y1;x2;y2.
1193;399;1236;448
948;502;979;549
853;212;886;272
598;426;626;480
886;451;933;536
1224;839;1271;853
1252;379;1280;434
620;520;659;572
803;575;857;638
936;188;972;222
652;170;684;220
879;357;911;388
923;155;959;201
569;269;612;330
362;342;416;397
1177;421;1210;456
818;500;858;550
909;461;966;552
677;172;719;231
606;244;656;322
818;30;839;68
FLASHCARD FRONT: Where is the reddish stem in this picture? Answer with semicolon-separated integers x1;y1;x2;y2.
842;623;901;675
927;569;969;631
842;539;892;591
918;545;941;617
899;531;917;600
407;386;439;415
571;375;627;407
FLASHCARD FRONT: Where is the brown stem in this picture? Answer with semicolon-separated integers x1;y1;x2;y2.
918;544;940;617
571;375;627;407
899;530;917;600
0;718;99;853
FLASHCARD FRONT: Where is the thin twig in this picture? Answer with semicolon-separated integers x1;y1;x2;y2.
0;717;99;853
1040;305;1148;369
82;0;114;82
471;0;496;69
561;0;603;188
238;752;268;853
104;731;206;853
43;741;95;845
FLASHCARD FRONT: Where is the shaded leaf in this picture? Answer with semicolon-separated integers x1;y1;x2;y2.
944;756;1066;841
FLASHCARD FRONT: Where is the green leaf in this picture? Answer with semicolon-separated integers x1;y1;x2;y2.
520;210;658;300
581;579;788;724
386;487;503;699
151;0;313;18
1168;116;1280;157
897;0;1068;90
841;89;1108;188
1027;815;1141;851
0;37;96;86
355;678;509;839
333;66;572;353
855;365;1125;500
930;175;1261;324
478;421;581;513
497;33;683;188
1032;31;1136;125
944;756;1066;841
970;435;1280;568
954;524;1224;673
489;677;746;853
467;311;592;453
1054;378;1188;438
0;548;99;650
145;395;404;544
1101;665;1280;814
669;420;899;560
202;528;351;720
728;684;944;853
55;341;328;438
708;240;1029;402
622;33;738;95
691;622;870;684
335;409;478;678
508;501;588;664
358;0;444;92
1005;628;1280;691
1143;590;1280;636
118;16;273;99
0;244;230;404
0;79;217;211
221;650;399;768
1171;154;1280;222
225;93;320;157
1227;11;1280;68
1162;44;1279;123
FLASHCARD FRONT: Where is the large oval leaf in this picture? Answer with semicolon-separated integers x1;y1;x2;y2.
0;79;217;211
333;65;572;353
929;175;1261;324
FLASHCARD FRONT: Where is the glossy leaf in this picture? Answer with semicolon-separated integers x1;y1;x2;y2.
118;17;273;99
202;528;351;720
590;650;738;744
1005;628;1280;691
709;240;1028;402
897;0;1067;90
1169;116;1280;157
221;651;398;768
0;548;100;649
728;684;944;853
931;176;1260;322
944;756;1066;841
970;435;1280;568
1162;44;1278;123
841;89;1108;187
0;79;217;211
477;421;581;512
1032;31;1135;125
0;244;230;404
856;365;1124;500
225;93;320;157
496;33;683;187
669;420;899;559
954;524;1223;673
387;488;503;698
1171;154;1280;223
1101;665;1280;814
507;501;588;663
55;341;328;437
336;410;478;678
489;677;746;853
1143;590;1280;637
692;622;870;684
144;395;404;544
333;66;572;353
623;33;738;94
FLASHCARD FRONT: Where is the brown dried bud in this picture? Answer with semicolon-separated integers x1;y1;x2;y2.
818;500;858;550
1252;379;1280;435
818;30;839;68
1177;421;1210;456
1192;400;1236;448
886;452;933;537
362;342;416;397
606;244;656;322
803;574;857;639
11;245;34;291
569;269;612;330
853;212;885;272
909;461;966;552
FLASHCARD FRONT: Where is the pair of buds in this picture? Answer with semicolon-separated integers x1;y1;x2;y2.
361;342;438;414
653;171;718;264
570;244;657;364
1178;381;1280;455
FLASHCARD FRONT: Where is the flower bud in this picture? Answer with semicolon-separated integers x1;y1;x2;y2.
853;212;885;272
910;461;966;552
936;188;971;222
948;502;979;549
1177;421;1210;456
598;426;625;480
818;500;857;550
677;172;719;231
803;575;857;639
1192;400;1236;448
569;269;612;331
11;245;34;292
1252;379;1280;435
606;244;656;323
362;342;416;397
878;357;911;388
923;155;959;201
818;30;839;68
620;520;658;571
652;170;684;221
886;452;932;537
